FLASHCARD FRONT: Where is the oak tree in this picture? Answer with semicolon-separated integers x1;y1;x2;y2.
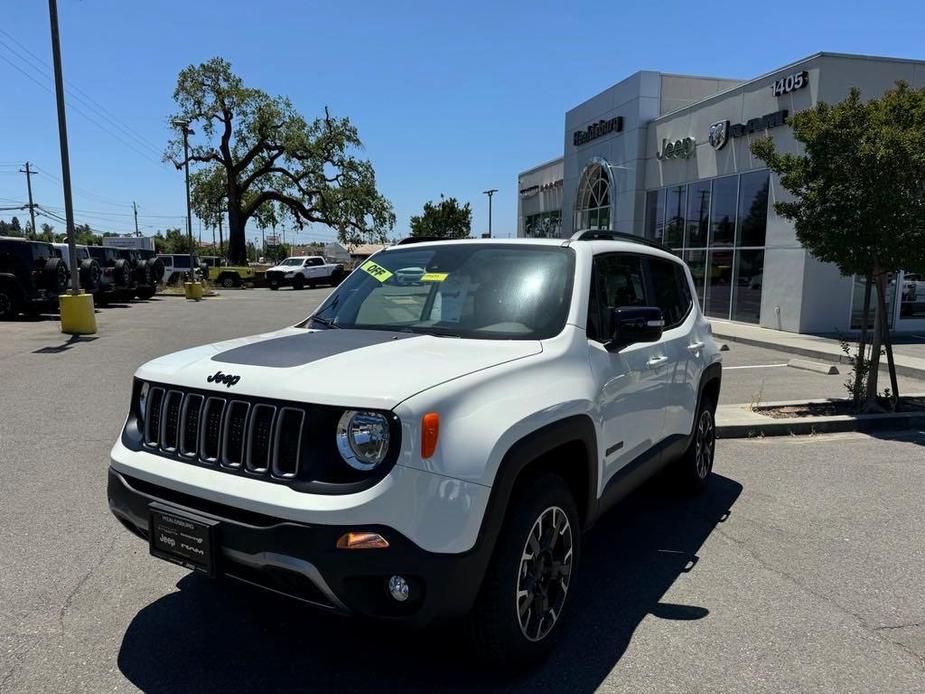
166;58;395;264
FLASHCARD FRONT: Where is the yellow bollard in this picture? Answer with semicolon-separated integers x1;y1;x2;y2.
184;281;204;301
59;291;97;335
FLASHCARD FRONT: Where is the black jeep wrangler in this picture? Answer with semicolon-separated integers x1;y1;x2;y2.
0;236;69;319
86;246;133;303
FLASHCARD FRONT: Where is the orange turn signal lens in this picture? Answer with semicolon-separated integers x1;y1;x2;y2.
336;532;390;550
421;412;440;459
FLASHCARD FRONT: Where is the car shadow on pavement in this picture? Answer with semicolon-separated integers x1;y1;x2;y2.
117;474;741;693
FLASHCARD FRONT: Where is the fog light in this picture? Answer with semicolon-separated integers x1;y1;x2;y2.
388;575;409;602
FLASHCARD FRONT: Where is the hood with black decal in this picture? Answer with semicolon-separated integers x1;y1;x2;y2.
134;327;543;409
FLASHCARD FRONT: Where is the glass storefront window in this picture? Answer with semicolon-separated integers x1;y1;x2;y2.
524;210;562;238
732;250;764;322
575;162;612;232
686;180;710;248
705;249;734;319
900;272;925;320
737;171;770;247
683;249;707;307
709;175;737;247
665;185;686;249
646;170;770;324
644;188;666;243
850;274;898;329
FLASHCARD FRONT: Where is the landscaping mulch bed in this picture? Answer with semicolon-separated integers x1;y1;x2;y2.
755;396;925;419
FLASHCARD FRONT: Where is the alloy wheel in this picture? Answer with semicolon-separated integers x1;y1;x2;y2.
516;505;573;642
695;409;715;479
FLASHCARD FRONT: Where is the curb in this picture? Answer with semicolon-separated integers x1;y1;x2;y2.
716;395;925;438
788;358;839;375
712;330;925;380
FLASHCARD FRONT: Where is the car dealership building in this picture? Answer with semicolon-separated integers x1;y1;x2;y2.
517;53;925;334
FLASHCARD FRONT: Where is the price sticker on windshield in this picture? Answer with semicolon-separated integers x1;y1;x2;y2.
359;260;393;282
420;272;448;282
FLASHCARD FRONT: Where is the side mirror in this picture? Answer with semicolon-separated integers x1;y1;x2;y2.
606;306;665;352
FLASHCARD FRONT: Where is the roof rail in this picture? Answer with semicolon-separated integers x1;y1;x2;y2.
569;229;669;251
395;236;457;245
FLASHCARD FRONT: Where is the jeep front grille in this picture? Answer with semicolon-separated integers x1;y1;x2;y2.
141;387;307;482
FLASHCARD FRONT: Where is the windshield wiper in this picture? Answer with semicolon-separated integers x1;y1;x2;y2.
308;315;339;329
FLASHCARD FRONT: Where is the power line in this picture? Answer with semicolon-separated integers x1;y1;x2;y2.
0;42;170;171
0;28;164;159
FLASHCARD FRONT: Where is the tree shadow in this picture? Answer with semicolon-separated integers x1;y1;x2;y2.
117;474;741;693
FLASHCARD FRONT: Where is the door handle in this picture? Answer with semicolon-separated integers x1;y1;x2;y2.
647;355;669;367
687;341;705;352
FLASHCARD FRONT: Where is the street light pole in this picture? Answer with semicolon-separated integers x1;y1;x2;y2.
47;0;80;295
482;188;497;238
172;119;195;281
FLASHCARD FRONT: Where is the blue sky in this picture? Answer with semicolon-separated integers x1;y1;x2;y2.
1;0;923;246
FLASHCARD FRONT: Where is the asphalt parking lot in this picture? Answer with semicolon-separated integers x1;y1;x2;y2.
2;290;923;692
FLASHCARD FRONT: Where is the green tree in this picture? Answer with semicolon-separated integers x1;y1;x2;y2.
165;57;395;265
37;223;55;242
409;195;472;238
751;82;925;410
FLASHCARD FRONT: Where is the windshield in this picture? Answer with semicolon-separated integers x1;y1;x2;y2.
279;258;304;267
303;244;575;339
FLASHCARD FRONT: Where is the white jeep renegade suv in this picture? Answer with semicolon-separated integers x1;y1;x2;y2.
108;232;722;661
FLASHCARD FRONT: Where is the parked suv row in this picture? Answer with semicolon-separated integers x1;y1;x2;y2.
0;237;166;320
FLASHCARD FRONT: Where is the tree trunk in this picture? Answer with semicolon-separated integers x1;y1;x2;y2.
863;271;885;411
878;273;900;409
226;193;247;266
854;274;873;406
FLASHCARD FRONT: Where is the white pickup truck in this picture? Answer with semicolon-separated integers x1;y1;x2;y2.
264;256;345;290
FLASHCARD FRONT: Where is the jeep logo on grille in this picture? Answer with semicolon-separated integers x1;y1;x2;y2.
207;370;240;387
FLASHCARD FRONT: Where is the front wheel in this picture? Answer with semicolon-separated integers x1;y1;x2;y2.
0;286;19;320
467;473;579;664
221;275;235;288
293;275;305;291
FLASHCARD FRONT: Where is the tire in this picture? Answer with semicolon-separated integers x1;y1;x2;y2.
0;285;19;320
330;266;344;286
269;281;279;291
220;274;236;288
43;258;68;293
79;259;102;293
135;286;156;300
467;473;580;665
676;395;717;492
293;275;305;291
113;259;130;288
149;258;165;283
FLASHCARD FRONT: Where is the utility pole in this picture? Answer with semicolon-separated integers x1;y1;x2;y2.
20;162;38;240
48;0;80;294
133;201;139;236
483;188;498;238
170;118;195;280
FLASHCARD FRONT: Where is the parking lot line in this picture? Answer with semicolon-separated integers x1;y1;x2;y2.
724;363;789;370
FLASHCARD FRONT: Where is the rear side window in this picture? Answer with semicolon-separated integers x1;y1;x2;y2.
173;256;190;269
646;257;692;329
307;258;324;267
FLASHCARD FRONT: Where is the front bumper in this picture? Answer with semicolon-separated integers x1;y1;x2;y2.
265;272;295;287
108;468;494;626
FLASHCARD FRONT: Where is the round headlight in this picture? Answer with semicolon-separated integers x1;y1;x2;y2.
336;410;390;471
138;382;149;421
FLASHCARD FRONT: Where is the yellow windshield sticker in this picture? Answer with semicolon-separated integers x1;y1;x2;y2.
359;260;393;282
420;272;448;282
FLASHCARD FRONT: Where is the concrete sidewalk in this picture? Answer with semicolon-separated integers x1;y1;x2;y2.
710;320;925;379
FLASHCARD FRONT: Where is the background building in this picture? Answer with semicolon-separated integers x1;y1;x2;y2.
518;52;925;334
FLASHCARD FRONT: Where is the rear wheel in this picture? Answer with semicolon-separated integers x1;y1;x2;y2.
676;396;716;492
467;473;579;664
